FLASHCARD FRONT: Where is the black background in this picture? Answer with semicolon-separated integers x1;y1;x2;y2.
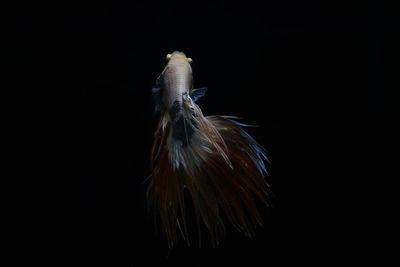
9;0;399;265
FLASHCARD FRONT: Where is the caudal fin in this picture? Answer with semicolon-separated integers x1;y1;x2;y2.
148;97;270;248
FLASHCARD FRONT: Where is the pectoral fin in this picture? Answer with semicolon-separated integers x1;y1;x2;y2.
152;75;164;113
190;87;207;102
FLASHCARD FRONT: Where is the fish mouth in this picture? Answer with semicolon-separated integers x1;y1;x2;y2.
171;51;187;58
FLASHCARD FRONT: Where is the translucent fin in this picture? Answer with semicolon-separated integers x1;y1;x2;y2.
152;75;164;113
148;100;270;248
190;87;207;102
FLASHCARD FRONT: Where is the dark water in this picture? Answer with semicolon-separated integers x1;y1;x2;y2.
8;0;398;265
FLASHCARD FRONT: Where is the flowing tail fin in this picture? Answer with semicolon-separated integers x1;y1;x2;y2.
148;95;270;247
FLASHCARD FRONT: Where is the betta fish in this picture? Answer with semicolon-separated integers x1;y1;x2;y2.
147;51;270;248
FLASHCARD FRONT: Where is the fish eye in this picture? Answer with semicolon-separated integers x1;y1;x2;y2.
166;54;172;60
187;58;192;63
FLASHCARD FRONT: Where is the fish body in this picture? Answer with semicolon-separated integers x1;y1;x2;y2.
148;51;270;247
161;52;192;108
